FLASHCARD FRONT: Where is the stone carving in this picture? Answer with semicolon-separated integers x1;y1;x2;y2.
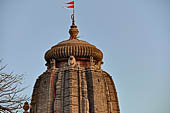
30;67;120;113
90;56;95;66
30;20;120;113
50;59;56;70
85;98;89;113
95;61;102;70
82;97;85;113
108;102;113;113
45;62;50;70
90;57;103;70
82;97;89;113
45;39;103;63
68;56;76;67
75;62;81;69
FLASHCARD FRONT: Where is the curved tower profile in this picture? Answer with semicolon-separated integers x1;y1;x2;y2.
30;17;120;113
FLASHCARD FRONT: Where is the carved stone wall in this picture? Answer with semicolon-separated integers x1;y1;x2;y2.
30;63;120;113
30;72;51;113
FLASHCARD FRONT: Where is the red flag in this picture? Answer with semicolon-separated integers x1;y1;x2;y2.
66;0;74;8
66;1;74;4
67;5;74;8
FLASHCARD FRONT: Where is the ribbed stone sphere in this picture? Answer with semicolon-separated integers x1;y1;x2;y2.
45;39;103;62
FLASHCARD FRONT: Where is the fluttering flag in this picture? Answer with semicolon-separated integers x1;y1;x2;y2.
67;5;74;8
66;1;74;4
66;0;74;8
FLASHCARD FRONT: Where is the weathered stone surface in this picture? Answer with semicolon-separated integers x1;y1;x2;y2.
30;65;120;113
30;30;120;113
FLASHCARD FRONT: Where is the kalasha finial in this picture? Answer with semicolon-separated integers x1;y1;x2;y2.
66;0;79;40
23;102;29;113
69;13;79;40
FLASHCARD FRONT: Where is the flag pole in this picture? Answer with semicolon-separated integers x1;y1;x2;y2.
72;1;75;25
66;0;75;25
68;0;79;40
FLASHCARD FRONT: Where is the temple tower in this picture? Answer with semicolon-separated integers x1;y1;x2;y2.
30;18;120;113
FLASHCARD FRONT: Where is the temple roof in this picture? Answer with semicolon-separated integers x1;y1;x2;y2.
44;15;103;62
44;38;103;62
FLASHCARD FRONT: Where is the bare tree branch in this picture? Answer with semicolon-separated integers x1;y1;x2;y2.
0;60;29;113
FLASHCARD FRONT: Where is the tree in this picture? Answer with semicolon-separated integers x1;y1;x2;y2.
0;60;29;113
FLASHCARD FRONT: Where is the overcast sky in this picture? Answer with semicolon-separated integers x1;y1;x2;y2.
1;0;170;113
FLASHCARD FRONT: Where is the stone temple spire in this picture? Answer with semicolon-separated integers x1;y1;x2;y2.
30;4;120;113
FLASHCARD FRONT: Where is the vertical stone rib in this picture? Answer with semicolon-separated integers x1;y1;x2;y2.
70;46;72;55
62;70;66;113
77;68;81;113
75;46;77;56
80;46;82;57
81;69;88;113
55;71;64;113
60;47;62;57
56;48;58;58
47;71;55;113
84;46;87;56
103;71;120;113
67;47;70;56
64;46;66;57
103;72;111;113
62;47;64;57
85;70;95;113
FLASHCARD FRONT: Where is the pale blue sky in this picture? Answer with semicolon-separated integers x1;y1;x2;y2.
1;0;170;113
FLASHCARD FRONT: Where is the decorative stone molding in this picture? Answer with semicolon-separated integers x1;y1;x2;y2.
50;58;56;70
45;39;103;63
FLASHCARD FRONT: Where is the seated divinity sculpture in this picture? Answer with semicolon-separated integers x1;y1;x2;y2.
68;56;77;67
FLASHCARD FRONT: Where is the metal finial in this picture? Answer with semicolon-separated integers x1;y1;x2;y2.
71;8;75;25
69;8;79;40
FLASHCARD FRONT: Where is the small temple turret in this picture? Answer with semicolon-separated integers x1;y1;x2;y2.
23;102;29;113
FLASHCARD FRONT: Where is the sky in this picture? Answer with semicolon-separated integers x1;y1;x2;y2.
1;0;170;113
